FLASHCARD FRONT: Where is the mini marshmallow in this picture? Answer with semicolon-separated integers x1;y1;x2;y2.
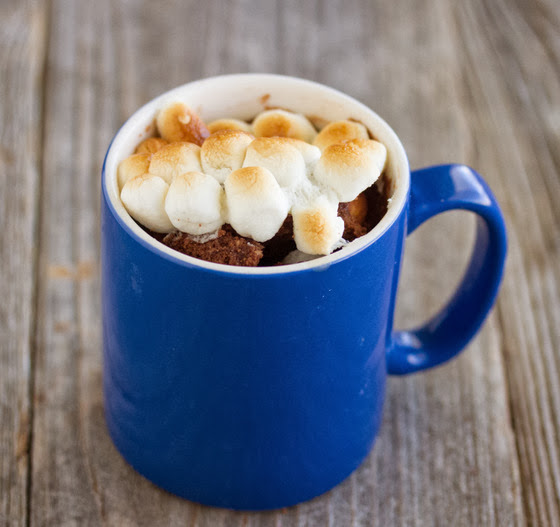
350;139;387;172
156;101;210;146
242;137;306;188
148;142;202;184
208;118;253;134
135;137;169;154
274;137;321;167
313;139;387;202
117;153;151;191
164;171;224;235
225;166;289;242
292;196;344;255
201;130;254;183
313;120;369;151
252;109;317;143
121;174;174;233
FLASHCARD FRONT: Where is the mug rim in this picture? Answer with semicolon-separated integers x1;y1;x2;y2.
102;73;410;276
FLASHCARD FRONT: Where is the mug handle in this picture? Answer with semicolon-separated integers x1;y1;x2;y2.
386;164;507;375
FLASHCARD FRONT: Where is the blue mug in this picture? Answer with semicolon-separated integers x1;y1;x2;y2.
101;74;507;510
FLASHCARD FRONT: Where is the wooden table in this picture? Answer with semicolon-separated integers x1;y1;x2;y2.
2;0;559;525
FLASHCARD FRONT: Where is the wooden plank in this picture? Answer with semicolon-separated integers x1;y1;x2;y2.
0;1;46;525
446;0;560;524
30;0;102;523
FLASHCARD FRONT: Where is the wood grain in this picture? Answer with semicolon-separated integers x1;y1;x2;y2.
0;1;46;525
0;0;558;525
448;0;560;523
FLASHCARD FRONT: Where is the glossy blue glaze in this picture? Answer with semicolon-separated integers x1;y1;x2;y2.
387;164;508;374
101;163;506;510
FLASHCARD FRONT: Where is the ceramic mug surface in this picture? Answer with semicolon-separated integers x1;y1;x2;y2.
101;74;507;510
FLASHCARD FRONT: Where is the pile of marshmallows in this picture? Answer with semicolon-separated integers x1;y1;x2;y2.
118;102;387;255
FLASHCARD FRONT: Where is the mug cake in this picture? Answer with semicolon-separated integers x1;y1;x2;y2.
117;101;390;266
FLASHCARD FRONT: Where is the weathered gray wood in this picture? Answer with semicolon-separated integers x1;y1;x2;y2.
0;1;46;525
9;0;559;525
449;0;560;524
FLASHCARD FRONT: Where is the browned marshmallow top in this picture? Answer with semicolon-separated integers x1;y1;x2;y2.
118;101;387;257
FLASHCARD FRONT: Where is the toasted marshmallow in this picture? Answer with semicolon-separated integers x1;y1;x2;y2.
313;120;369;151
313;139;387;202
242;137;306;188
148;142;202;184
252;109;317;143
135;137;169;154
121;174;174;233
349;139;387;171
156;101;210;146
225;166;289;242
117;153;151;191
201;130;254;183
208;118;253;134
164;171;224;235
292;197;344;255
272;137;321;167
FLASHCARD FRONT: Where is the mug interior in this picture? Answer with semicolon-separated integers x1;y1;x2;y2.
103;74;410;275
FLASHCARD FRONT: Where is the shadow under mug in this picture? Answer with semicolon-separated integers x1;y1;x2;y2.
101;74;507;510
